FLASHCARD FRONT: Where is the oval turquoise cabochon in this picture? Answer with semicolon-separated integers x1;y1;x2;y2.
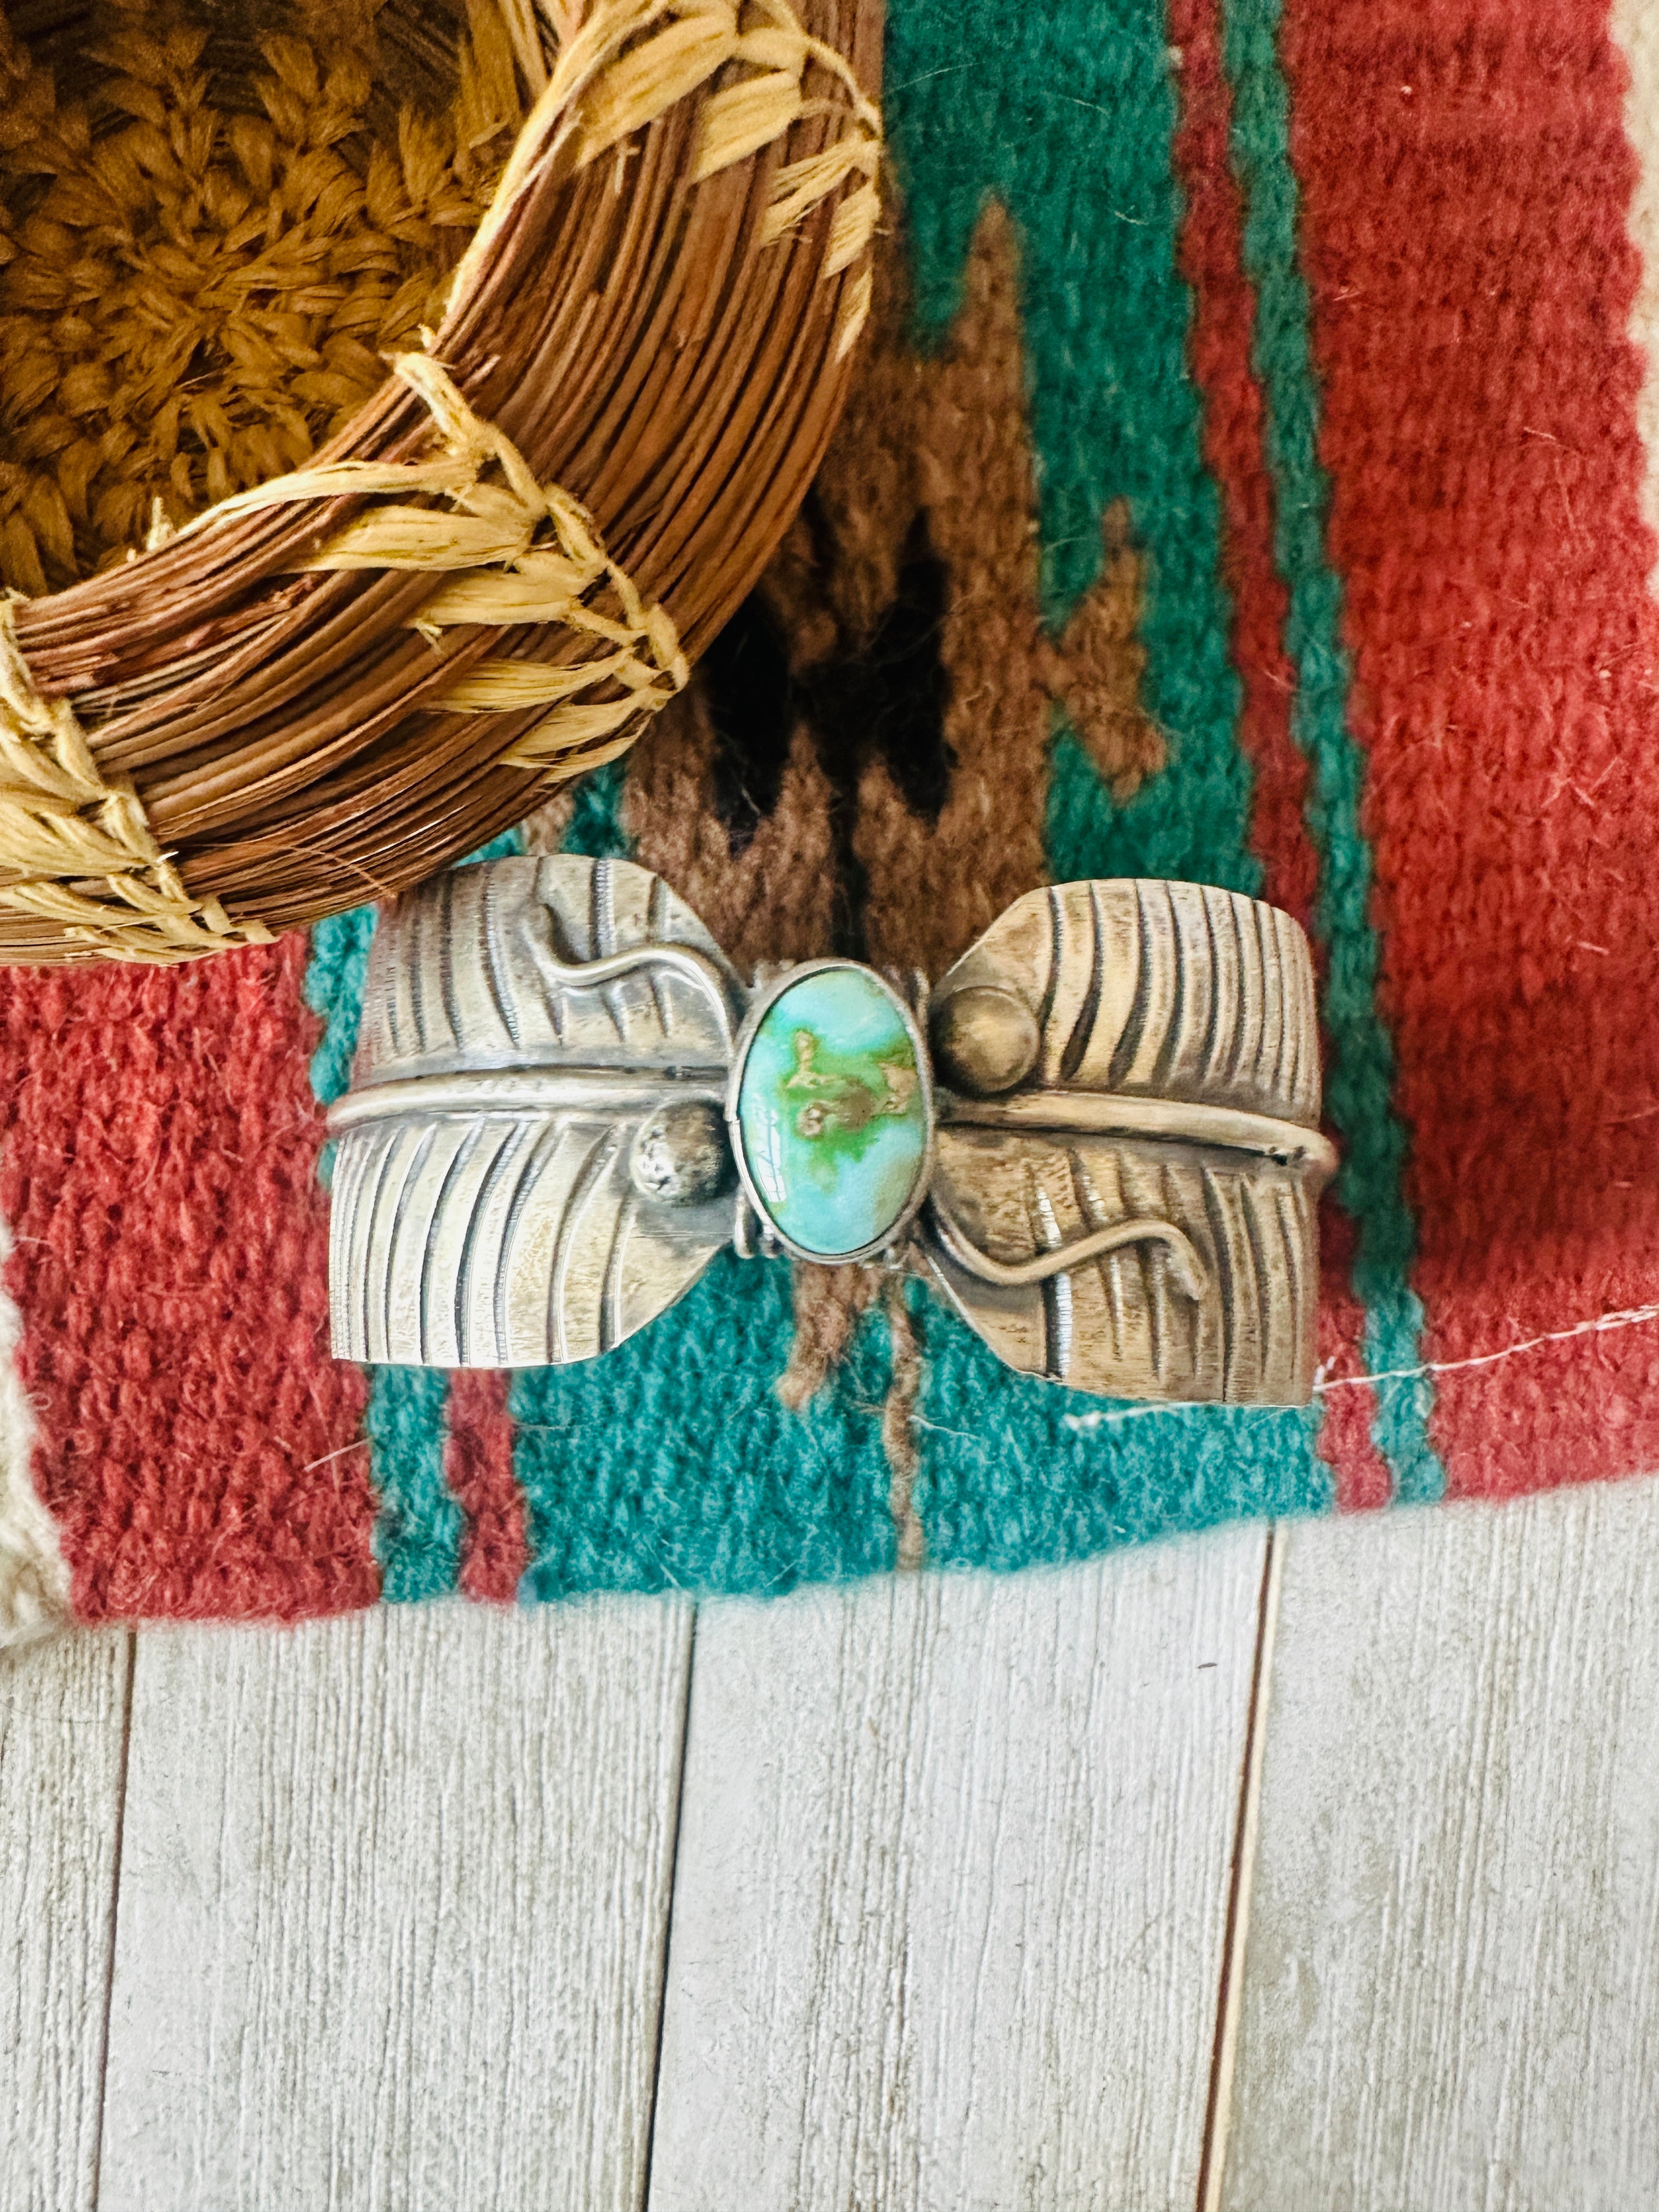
733;966;929;1259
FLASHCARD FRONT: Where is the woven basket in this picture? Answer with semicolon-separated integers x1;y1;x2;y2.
0;0;881;962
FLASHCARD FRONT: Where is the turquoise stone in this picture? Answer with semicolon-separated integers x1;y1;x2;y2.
734;966;929;1258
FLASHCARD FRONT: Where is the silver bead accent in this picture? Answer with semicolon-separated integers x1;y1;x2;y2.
919;879;1335;1406
930;983;1040;1096
324;859;1335;1406
629;1101;732;1206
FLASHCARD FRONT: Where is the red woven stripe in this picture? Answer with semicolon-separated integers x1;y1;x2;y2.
0;938;378;1620
1171;0;1390;1508
445;1368;528;1603
1284;0;1659;1496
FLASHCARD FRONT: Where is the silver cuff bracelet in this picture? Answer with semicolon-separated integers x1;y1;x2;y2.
325;856;1336;1407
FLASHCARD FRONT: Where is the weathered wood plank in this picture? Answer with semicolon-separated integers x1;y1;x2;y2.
1613;0;1659;584
0;1628;131;2212
98;1599;692;2212
1220;1476;1659;2212
650;1529;1269;2212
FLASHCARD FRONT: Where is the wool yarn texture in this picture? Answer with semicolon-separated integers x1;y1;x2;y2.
4;0;1659;1634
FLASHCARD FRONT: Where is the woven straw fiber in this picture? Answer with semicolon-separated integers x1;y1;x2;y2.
0;0;883;961
4;0;1659;1635
0;0;522;590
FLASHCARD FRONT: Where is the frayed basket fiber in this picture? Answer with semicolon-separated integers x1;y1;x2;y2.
0;0;881;963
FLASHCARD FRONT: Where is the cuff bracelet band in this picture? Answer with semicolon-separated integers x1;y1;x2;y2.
325;855;1336;1408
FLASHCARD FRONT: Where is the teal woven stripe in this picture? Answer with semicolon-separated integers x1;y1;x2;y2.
1221;0;1442;1502
559;759;629;858
301;828;526;1598
364;1366;465;1600
305;901;377;1111
511;1251;899;1600
888;0;1331;1541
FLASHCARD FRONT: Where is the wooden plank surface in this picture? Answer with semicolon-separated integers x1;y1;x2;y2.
0;1628;131;2212
648;1530;1270;2212
96;1599;693;2212
11;1479;1659;2210
1219;1477;1659;2212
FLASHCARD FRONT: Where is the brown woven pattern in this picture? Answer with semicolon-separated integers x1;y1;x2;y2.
622;207;1161;975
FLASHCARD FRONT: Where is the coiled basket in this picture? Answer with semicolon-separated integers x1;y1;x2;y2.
0;0;882;961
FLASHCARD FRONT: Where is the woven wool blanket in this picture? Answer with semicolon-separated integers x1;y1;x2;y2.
3;0;1658;1637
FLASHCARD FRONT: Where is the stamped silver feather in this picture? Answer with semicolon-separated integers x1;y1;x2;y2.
328;855;742;1367
919;881;1333;1404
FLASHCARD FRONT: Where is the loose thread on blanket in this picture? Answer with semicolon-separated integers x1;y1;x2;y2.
1062;1301;1659;1432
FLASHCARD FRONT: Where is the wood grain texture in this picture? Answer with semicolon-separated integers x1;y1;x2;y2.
649;1530;1269;2212
0;1628;130;2212
98;1599;692;2212
1220;1477;1659;2212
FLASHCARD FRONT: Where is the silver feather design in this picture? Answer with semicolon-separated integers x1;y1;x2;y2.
329;855;742;1367
922;881;1331;1406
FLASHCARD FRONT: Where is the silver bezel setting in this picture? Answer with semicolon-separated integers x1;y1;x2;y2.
724;957;937;1268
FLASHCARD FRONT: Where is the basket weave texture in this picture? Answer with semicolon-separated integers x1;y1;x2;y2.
0;0;882;960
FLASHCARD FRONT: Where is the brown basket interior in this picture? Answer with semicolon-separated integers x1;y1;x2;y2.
0;0;525;592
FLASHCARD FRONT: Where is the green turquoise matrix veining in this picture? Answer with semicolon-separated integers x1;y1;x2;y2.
732;966;930;1259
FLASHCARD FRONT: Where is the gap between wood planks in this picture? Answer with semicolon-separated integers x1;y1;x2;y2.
67;1551;1280;2212
640;1606;699;2211
1194;1525;1282;2212
635;1541;1282;2210
87;1629;136;2212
